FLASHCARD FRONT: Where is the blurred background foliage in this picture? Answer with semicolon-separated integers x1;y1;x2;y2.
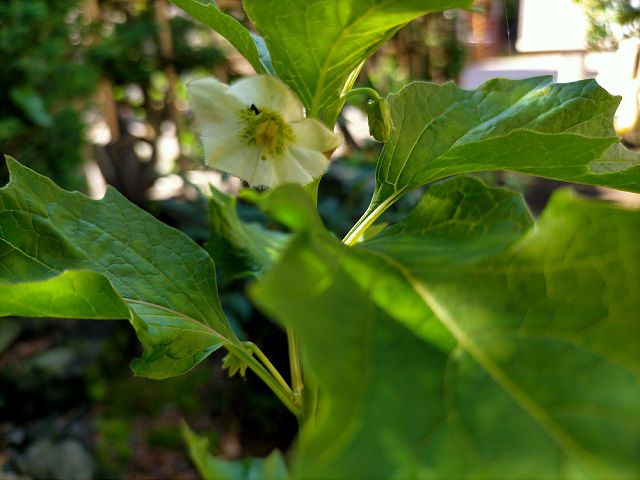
1;0;229;204
1;0;636;479
574;0;640;48
0;0;96;191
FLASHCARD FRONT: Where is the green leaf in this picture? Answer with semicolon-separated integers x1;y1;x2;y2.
182;422;288;480
0;270;129;319
207;186;289;282
361;77;640;232
371;175;534;259
0;158;238;379
243;0;475;118
169;0;272;74
252;178;640;479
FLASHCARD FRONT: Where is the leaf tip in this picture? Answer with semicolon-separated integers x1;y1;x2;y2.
3;155;19;173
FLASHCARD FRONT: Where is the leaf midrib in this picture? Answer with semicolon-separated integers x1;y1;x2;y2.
0;235;233;344
1;186;232;342
385;79;547;190
381;79;621;196
309;2;378;113
361;247;608;472
309;0;476;115
308;0;402;115
0;236;59;277
6;173;224;330
125;298;232;344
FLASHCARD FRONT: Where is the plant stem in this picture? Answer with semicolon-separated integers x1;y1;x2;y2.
244;342;292;397
286;326;304;401
341;87;382;102
342;194;399;246
227;344;302;419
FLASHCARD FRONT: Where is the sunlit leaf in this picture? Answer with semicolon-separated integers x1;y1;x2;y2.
0;269;129;319
244;0;474;118
252;178;640;479
0;158;239;378
366;77;640;220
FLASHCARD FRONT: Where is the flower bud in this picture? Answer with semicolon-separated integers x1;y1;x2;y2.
366;97;392;142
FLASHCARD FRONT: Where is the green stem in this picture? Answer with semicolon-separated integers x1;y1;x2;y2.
341;87;382;102
287;326;304;401
304;177;321;205
227;344;302;419
244;342;293;398
342;194;399;246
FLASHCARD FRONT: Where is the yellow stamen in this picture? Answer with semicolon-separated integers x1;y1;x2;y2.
239;107;295;160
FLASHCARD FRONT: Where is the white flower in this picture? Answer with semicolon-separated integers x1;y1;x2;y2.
187;75;341;187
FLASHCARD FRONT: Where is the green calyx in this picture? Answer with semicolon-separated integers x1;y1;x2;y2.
222;350;249;378
239;106;296;160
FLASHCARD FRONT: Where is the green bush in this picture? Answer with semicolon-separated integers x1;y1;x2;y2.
0;0;96;190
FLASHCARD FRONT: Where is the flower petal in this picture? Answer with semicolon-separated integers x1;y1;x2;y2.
273;153;315;186
203;132;280;187
272;146;330;186
202;132;256;175
187;77;244;125
246;159;278;188
289;146;331;179
188;75;335;188
198;119;241;141
227;76;303;122
291;118;342;154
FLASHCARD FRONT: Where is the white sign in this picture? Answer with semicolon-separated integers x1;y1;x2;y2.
516;0;589;52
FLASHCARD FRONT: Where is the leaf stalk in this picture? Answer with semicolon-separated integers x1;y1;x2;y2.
286;326;304;401
342;194;398;246
227;344;302;419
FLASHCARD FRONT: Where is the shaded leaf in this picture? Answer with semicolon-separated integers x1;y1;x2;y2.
207;186;289;282
169;0;272;74
182;422;288;480
252;178;640;479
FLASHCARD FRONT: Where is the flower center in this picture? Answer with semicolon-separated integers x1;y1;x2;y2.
239;105;295;160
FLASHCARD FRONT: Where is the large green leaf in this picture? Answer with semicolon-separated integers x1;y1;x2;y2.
169;0;272;74
252;178;640;479
0;158;239;378
182;422;288;480
350;77;640;241
243;0;474;118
